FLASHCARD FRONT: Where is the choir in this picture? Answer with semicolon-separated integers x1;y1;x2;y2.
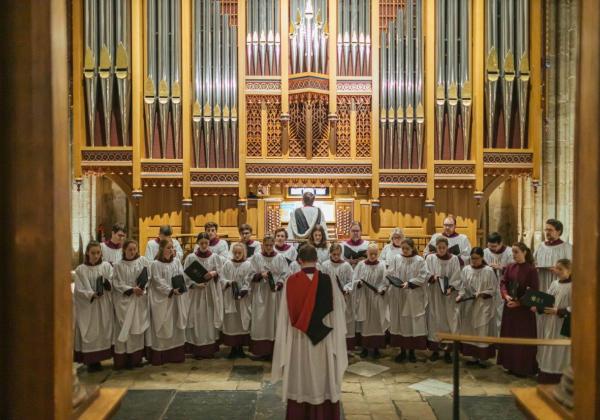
73;219;573;385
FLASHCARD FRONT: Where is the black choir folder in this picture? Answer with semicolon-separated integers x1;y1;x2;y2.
171;274;187;294
267;271;276;292
95;276;105;296
386;275;405;288
184;260;209;283
246;245;256;257
519;290;555;313
136;267;149;289
428;244;460;256
438;276;450;295
344;247;367;260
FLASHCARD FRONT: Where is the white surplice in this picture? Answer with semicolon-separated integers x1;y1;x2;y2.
484;246;514;328
101;242;123;265
353;261;389;338
220;259;253;336
183;253;224;347
385;255;430;338
534;241;573;292
380;243;403;266
250;253;290;341
148;259;190;351
271;271;348;405
424;233;472;265
459;265;498;348
341;240;370;265
210;239;230;258
274;244;298;264
321;259;355;339
74;262;114;354
112;257;151;354
145;238;184;261
537;280;572;374
424;254;462;343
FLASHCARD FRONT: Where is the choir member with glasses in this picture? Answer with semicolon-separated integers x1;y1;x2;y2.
101;223;127;264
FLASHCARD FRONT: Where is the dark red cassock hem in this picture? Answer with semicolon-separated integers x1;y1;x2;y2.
74;346;113;365
538;371;563;384
497;306;538;376
221;333;250;347
148;345;186;366
286;399;340;420
461;343;496;361
360;335;386;349
113;348;145;369
390;334;428;350
346;336;358;351
185;342;219;359
250;339;274;357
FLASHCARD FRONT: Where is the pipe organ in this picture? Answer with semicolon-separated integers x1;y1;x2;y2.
72;0;543;248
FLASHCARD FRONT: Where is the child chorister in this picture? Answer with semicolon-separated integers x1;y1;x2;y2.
183;232;223;359
220;242;253;359
249;234;290;360
353;243;389;359
205;221;230;258
380;228;405;266
458;248;498;366
321;243;356;350
386;238;429;363
537;259;572;384
148;239;190;365
308;225;330;263
274;227;298;264
425;236;462;363
112;240;151;369
484;232;514;328
74;241;114;372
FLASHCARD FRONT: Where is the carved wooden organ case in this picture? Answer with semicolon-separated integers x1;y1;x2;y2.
72;0;542;209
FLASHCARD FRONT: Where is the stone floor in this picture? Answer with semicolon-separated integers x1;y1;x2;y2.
79;347;534;419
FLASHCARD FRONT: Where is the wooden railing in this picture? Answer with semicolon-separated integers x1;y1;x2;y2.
436;333;572;420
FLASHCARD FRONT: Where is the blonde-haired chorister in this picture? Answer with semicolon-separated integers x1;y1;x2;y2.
111;239;151;369
147;238;190;365
380;228;405;265
424;236;462;363
353;243;388;359
385;238;430;363
321;242;357;350
249;234;290;360
220;242;253;359
458;247;498;367
74;241;114;372
183;232;224;359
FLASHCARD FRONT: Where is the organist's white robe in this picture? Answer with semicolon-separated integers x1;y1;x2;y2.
386;255;429;338
220;259;253;336
321;259;356;340
148;259;190;351
459;265;498;348
74;262;114;355
287;205;329;240
250;253;290;342
183;252;224;348
537;280;572;374
112;257;151;354
353;261;389;338
271;271;348;405
534;240;573;293
424;233;472;265
145;238;184;261
425;254;462;344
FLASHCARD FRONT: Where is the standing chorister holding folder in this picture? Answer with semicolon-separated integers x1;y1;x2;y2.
111;240;152;369
249;235;290;360
147;239;190;366
536;259;573;384
220;242;254;359
321;242;357;351
424;236;462;364
74;241;114;372
183;232;224;359
353;243;389;359
385;238;430;363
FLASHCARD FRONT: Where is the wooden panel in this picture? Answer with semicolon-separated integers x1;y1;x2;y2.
573;0;600;416
512;388;565;420
0;0;72;417
79;388;127;420
138;188;183;253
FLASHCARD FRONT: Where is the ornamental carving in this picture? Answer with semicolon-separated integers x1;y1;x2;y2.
245;80;282;92
355;96;372;158
289;76;329;91
246;96;262;157
81;150;133;163
190;173;239;184
483;151;534;165
336;97;351;157
266;97;283;156
434;163;475;175
265;203;282;235
379;173;427;184
336;80;372;93
141;163;183;174
335;202;353;239
246;163;372;177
